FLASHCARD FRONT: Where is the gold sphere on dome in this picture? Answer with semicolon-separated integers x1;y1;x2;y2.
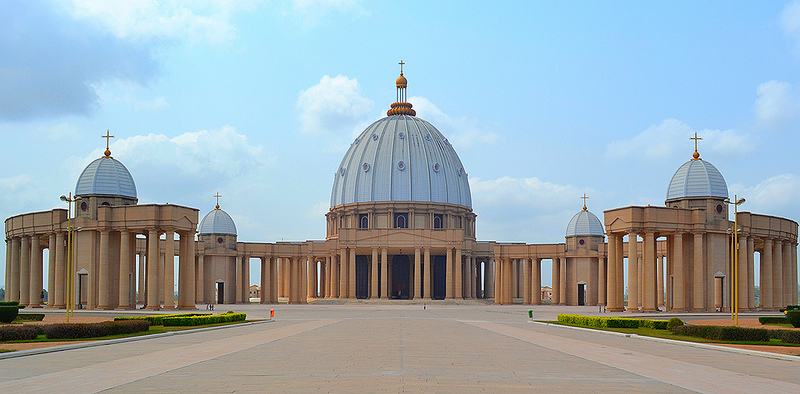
396;75;407;88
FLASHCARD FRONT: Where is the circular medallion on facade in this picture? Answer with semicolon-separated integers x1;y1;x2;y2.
398;161;406;171
80;202;88;211
579;239;585;245
339;167;346;176
399;132;405;139
217;237;223;244
425;134;431;141
433;163;440;172
363;162;370;172
716;204;723;213
372;134;378;141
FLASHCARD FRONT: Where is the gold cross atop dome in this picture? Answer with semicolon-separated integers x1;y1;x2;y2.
214;192;222;210
399;60;405;75
690;131;702;160
102;129;115;157
581;194;589;211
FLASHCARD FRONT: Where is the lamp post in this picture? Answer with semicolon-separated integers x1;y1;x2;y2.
60;193;81;322
725;195;745;325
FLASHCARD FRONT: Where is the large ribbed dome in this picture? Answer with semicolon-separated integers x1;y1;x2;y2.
198;209;237;235
75;156;137;198
565;210;604;237
666;159;728;201
330;115;472;208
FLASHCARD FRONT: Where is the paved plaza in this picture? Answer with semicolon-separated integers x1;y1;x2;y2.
1;304;799;392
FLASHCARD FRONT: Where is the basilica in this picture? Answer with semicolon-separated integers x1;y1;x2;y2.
4;67;798;312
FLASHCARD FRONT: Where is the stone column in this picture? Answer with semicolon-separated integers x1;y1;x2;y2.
269;256;278;303
737;235;748;312
330;254;339;299
792;243;798;305
657;255;665;308
627;232;638;312
307;256;316;299
29;236;42;307
424;248;432;300
196;254;204;303
338;249;347;299
761;239;773;310
381;248;389;299
349;248;356;299
642;232;656;312
606;234;617;310
325;256;332;298
146;230;160;309
747;237;755;310
162;231;174;309
138;252;146;304
773;240;783;308
371;248;379;298
505;258;514;305
532;258;541;305
178;233;196;309
47;234;56;307
597;256;606;306
559;257;567;305
782;241;792;307
4;240;10;302
54;233;66;308
414;248;421;300
523;258;531;305
235;254;243;303
673;233;684;311
455;248;463;299
445;247;454;299
10;238;21;303
19;236;30;306
692;233;705;312
494;259;502;304
118;231;132;309
301;256;309;304
244;256;251;302
471;258;478;299
616;235;625;310
552;258;560;306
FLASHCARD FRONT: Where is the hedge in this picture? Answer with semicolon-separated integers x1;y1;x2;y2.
672;325;770;342
759;316;789;325
162;312;246;327
788;311;800;328
14;313;45;322
0;325;40;341
769;329;800;344
43;320;150;339
557;314;671;330
114;313;211;326
0;306;19;324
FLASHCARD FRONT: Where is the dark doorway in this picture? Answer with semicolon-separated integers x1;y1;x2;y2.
432;256;446;300
578;283;586;306
391;255;410;299
355;255;369;299
78;274;88;308
217;282;225;304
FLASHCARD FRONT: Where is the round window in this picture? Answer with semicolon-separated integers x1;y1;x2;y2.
398;161;406;171
80;202;88;211
579;239;585;246
716;204;723;214
217;237;224;244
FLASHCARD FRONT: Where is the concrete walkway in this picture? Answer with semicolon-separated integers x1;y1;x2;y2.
0;304;798;392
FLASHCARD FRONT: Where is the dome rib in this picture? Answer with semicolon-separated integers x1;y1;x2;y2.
198;209;237;236
330;115;472;208
75;156;137;198
666;160;728;201
566;210;604;237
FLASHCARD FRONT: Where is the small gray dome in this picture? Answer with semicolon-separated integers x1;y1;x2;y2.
330;115;472;208
666;159;728;201
198;209;237;235
566;210;604;237
75;156;137;198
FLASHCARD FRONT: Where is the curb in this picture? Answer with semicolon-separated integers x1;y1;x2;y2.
530;321;800;362
0;319;273;360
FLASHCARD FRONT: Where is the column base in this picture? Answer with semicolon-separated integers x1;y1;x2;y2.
115;306;135;310
607;307;624;312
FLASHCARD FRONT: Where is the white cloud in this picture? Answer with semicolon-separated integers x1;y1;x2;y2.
296;75;373;135
65;0;249;44
605;119;754;161
410;96;498;150
291;0;368;28
730;174;800;215
470;176;596;242
753;80;800;127
781;1;800;55
93;79;169;112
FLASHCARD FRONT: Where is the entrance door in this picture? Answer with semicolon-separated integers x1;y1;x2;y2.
217;282;225;304
78;274;88;308
432;256;446;300
578;283;586;306
355;255;369;299
391;255;410;299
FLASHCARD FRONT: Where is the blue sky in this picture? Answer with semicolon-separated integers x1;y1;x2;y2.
2;1;800;289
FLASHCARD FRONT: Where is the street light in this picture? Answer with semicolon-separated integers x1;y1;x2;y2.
60;193;81;322
724;195;746;325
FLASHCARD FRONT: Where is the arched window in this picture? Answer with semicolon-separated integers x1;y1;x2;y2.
394;213;408;229
359;214;369;229
433;214;443;229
